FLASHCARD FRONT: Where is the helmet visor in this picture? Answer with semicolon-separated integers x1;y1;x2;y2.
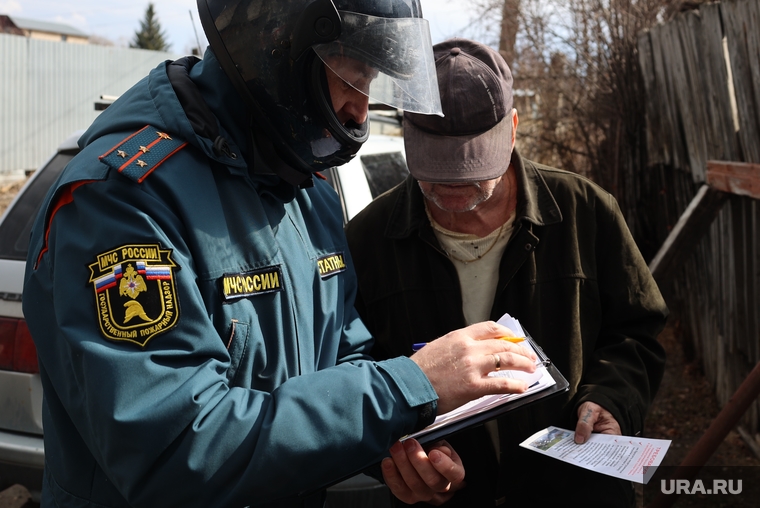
313;11;442;116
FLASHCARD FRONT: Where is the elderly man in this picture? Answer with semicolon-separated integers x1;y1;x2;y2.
346;38;667;507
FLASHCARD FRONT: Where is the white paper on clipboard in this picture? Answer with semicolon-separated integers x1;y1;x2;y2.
403;313;558;442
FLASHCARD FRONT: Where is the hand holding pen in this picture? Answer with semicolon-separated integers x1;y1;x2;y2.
412;334;525;352
409;321;538;414
413;335;550;368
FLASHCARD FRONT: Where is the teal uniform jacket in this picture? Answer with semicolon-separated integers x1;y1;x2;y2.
22;51;437;507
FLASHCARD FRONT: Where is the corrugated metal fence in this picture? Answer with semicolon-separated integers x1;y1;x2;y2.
638;0;760;439
0;34;179;175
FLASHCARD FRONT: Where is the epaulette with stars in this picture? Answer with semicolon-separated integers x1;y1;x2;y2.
99;126;187;183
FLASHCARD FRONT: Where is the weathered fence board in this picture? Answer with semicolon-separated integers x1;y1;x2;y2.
677;11;708;181
700;2;740;162
722;0;760;163
648;185;729;282
707;161;760;199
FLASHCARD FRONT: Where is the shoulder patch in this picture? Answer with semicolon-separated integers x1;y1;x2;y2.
99;126;187;183
88;244;180;347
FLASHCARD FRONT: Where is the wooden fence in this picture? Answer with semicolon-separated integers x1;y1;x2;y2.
637;0;760;444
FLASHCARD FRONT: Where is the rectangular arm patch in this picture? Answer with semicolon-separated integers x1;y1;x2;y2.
317;252;346;279
221;266;284;301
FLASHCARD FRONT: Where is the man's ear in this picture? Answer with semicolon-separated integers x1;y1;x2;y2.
510;108;519;150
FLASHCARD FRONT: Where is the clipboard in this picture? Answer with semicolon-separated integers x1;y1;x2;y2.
405;331;569;445
304;326;569;498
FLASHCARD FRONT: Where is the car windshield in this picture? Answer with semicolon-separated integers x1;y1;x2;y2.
359;151;409;199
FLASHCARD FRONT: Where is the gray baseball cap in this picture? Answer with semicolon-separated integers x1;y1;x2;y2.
404;38;514;182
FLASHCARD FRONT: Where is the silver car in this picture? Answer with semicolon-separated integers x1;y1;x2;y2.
0;130;82;497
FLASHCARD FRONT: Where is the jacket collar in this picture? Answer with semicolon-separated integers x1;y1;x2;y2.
386;149;562;239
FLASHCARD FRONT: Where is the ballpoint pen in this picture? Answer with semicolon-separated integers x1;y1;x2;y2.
412;336;525;352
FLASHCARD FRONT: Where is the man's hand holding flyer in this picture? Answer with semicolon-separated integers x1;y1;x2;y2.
520;426;671;484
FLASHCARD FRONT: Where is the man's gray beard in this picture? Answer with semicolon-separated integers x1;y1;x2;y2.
420;181;495;213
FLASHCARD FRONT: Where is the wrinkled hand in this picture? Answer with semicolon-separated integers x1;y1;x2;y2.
574;401;622;444
411;321;537;414
382;439;464;506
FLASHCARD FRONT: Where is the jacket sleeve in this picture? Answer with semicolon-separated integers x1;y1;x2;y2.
573;194;668;436
23;173;437;507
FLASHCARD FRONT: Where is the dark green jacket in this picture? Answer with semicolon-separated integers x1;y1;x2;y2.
346;151;667;505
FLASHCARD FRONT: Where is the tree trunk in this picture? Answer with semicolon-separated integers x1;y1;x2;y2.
499;0;520;69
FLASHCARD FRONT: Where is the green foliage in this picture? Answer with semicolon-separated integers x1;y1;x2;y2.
130;3;170;51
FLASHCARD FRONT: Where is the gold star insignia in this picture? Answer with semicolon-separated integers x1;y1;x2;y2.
117;150;128;158
136;160;148;168
139;146;150;154
157;132;172;140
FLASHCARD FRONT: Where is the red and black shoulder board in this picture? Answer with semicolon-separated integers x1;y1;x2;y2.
99;126;187;183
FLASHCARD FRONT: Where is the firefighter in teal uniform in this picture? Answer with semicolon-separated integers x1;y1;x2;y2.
22;1;540;506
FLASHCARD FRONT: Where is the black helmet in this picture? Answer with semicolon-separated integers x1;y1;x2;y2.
197;0;441;175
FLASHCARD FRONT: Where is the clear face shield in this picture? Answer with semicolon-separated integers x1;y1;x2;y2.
313;11;443;116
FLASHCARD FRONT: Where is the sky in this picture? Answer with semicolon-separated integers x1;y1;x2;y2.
1;1;480;55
